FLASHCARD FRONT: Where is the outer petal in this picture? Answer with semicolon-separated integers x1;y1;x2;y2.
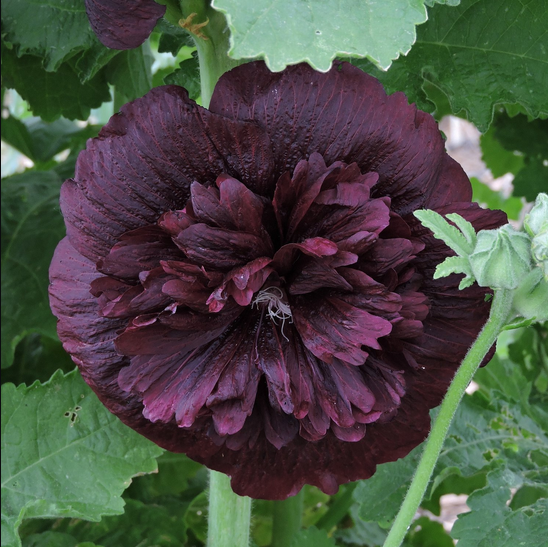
210;61;471;213
85;0;165;50
63;86;274;262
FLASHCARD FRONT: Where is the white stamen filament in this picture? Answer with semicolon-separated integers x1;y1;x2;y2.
252;287;293;340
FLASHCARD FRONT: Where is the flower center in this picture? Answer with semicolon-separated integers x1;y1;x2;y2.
252;286;293;339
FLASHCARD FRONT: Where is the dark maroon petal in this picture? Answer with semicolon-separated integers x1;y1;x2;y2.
97;225;182;279
63;86;274;262
292;293;393;366
272;238;339;274
287;252;357;295
85;0;165;50
174;223;273;272
210;61;468;214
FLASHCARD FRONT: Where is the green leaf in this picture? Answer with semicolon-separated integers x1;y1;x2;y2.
350;0;548;131
355;387;548;526
184;492;208;543
406;516;454;547
451;468;548;546
471;178;523;221
106;44;154;104
58;498;188;547
2;48;111;122
445;214;477;248
22;531;82;547
1;334;75;387
1;117;100;166
512;156;548;202
480;127;525;179
433;256;474;288
334;504;387;547
289;526;336;547
1;0;99;71
164;53;201;101
155;19;195;56
212;0;435;72
1;370;163;547
413;210;475;256
1;170;65;368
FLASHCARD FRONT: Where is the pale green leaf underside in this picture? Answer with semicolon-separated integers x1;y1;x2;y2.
212;0;431;72
1;370;163;547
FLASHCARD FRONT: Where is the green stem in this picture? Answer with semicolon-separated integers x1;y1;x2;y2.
383;289;514;547
181;0;242;107
270;489;304;547
316;483;357;532
207;470;252;547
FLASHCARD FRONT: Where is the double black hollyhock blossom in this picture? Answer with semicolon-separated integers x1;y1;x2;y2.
84;0;165;49
49;61;506;500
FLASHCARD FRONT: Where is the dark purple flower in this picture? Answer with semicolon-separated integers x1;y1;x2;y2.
49;61;506;500
84;0;165;50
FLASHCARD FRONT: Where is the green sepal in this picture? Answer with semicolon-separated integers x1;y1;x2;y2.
433;256;475;289
511;268;548;323
469;225;532;290
413;210;475;256
524;193;548;238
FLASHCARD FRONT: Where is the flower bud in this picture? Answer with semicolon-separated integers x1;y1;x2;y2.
469;225;532;289
512;268;548;322
524;193;548;238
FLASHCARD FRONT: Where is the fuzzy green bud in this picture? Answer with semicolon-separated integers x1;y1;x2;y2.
468;225;532;289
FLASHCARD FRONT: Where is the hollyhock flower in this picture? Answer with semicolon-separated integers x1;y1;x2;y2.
84;0;165;49
49;61;506;500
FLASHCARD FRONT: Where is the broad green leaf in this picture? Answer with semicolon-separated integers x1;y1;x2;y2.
471;178;523;221
480;127;525;179
1;334;75;387
334;504;388;547
413;210;474;256
351;0;548;131
164;54;201;101
355;444;422;525
289;526;336;547
1;0;99;71
155;19;195;56
106;44;154;104
512;157;548;202
1;170;65;368
2;48;111;123
355;387;548;525
1;117;100;166
212;0;434;72
22;531;93;547
55;498;188;547
125;451;203;499
1;370;163;547
451;468;548;546
406;516;454;547
184;492;208;543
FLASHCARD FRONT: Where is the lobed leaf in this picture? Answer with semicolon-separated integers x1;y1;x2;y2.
212;0;435;72
351;0;548;131
1;370;163;547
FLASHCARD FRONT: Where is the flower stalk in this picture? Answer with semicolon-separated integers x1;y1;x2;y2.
382;288;514;547
271;489;304;547
207;470;252;547
180;0;241;107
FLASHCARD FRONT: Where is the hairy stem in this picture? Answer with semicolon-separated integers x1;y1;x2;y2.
181;0;242;107
383;289;514;547
271;489;304;547
316;483;358;531
207;470;252;547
